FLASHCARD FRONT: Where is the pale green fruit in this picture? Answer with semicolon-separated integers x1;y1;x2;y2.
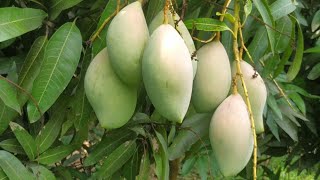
191;40;231;113
142;24;193;123
149;10;197;78
209;94;253;177
84;48;137;129
232;60;267;134
106;1;149;86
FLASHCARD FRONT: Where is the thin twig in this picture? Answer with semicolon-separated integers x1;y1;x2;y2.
216;0;231;41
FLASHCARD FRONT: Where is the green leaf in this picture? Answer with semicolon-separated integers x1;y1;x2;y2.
184;18;232;32
253;0;276;54
284;84;320;99
154;130;169;180
274;115;298;141
137;150;150;180
17;36;47;106
0;99;18;135
181;156;197;176
274;16;292;53
0;76;21;113
0;7;47;42
9;122;37;160
196;156;208;180
29;164;56;180
37;145;75;165
94;140;136;179
307;62;320;80
311;10;320;32
288;93;306;115
244;26;268;63
48;0;83;20
270;0;296;20
122;148;140;180
266;111;280;141
244;0;253;22
0;139;25;155
0;38;15;50
27;22;82;122
168;113;211;160
0;168;8;180
145;0;165;23
287;21;304;81
304;46;320;53
0;150;35;180
84;129;136;166
267;95;283;120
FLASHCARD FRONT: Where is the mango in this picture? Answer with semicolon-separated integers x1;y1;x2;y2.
209;94;253;176
232;60;267;134
191;40;231;113
142;24;193;123
106;1;149;86
84;48;137;129
149;10;197;78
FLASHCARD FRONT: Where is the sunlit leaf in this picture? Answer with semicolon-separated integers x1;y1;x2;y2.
184;18;232;32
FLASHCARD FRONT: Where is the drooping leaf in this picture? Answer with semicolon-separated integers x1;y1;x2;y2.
0;38;15;50
48;0;84;20
0;76;21;113
9;122;37;160
274;115;298;141
311;10;320;32
137;150;150;180
27;21;82;122
145;0;165;24
304;46;320;53
184;18;232;32
244;26;268;63
267;95;283;120
0;7;47;42
0;168;8;180
307;62;320;80
284;84;320;99
122;147;140;180
94;140;136;179
0;99;18;135
274;16;292;53
29;164;56;180
0;150;35;180
270;0;296;20
0;138;25;155
181;156;197;176
17;36;47;106
37;145;76;165
154;130;169;180
253;0;276;54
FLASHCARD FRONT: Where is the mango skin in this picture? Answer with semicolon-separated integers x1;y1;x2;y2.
142;24;193;123
84;48;137;129
209;94;253;177
191;40;231;113
106;1;149;86
149;10;197;78
232;60;267;134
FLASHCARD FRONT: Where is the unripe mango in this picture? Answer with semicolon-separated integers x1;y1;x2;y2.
191;40;231;113
106;1;149;86
149;10;197;78
209;94;253;177
142;24;193;123
84;48;137;129
232;60;267;134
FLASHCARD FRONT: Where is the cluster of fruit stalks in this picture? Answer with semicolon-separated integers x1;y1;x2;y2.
85;0;267;178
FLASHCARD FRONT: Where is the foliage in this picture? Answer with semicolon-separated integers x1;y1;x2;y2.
0;0;319;179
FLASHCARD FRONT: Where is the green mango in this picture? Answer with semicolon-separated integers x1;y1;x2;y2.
209;94;253;176
149;10;197;78
84;48;137;129
232;60;267;134
191;40;231;113
142;24;193;123
106;1;149;86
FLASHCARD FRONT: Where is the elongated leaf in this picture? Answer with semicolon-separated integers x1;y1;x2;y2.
154;130;169;180
37;145;75;165
0;139;25;155
122;148;140;180
29;164;56;180
27;22;82;122
245;26;268;63
0;76;20;113
0;100;18;135
284;84;320;99
184;18;232;32
274;115;298;141
181;156;197;176
48;0;83;20
0;7;47;42
137;150;150;180
270;0;296;20
307;62;320;80
267;95;283;120
17;36;47;106
0;38;15;50
312;10;320;32
10;122;37;160
84;129;136;166
274;16;292;53
267;111;280;141
0;150;35;180
0;168;8;180
253;0;276;54
287;22;304;81
304;46;320;53
95;140;136;179
145;0;165;23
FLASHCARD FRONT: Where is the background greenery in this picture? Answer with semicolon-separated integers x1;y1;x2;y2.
0;0;319;179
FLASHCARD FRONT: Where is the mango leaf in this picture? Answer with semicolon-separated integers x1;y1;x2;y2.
253;0;276;54
274;115;298;141
196;156;208;180
27;21;82;122
0;38;15;50
137;150;150;180
284;84;320;99
0;7;47;42
94;140;137;179
84;129;136;166
154;130;169;180
48;0;84;20
244;0;253;21
311;10;320;32
0;139;25;155
267;95;283;121
17;36;47;106
274;16;292;53
307;62;320;80
288;93;306;115
9;122;37;160
184;18;232;32
168;113;211;160
29;164;56;180
0;76;21;113
0;168;8;180
37;144;76;165
122;147;140;180
0;99;18;135
145;0;165;23
270;0;296;20
244;26;268;63
287;21;304;81
150;136;163;178
304;46;320;53
181;156;197;176
0;150;35;180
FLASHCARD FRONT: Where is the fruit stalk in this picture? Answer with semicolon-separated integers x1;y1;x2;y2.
216;0;231;41
232;0;257;179
163;0;170;24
